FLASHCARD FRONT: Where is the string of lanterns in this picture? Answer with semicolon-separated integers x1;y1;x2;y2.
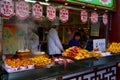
0;0;108;25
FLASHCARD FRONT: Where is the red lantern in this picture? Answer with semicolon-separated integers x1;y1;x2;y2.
46;4;56;21
91;11;98;24
81;10;88;24
16;0;29;20
32;2;43;20
103;13;108;25
59;7;69;23
0;0;14;19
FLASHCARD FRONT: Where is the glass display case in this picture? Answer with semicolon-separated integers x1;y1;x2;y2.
2;54;120;80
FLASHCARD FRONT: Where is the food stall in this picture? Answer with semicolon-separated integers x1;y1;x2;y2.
1;0;120;80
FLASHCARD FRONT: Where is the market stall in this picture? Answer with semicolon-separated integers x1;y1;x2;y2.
0;0;119;80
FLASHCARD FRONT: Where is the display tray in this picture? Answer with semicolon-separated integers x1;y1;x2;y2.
2;64;35;73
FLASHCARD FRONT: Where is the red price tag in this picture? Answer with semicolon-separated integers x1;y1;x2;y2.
0;0;14;19
59;7;69;23
46;4;56;21
103;13;108;25
91;11;98;24
16;0;29;20
81;10;88;24
32;2;43;20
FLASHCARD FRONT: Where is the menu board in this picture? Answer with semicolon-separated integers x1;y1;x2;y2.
90;22;100;36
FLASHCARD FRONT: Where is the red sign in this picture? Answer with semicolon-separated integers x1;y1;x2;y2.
103;13;108;25
32;2;43;20
81;10;88;24
91;11;98;24
59;7;69;23
0;0;14;19
47;4;56;21
16;0;29;20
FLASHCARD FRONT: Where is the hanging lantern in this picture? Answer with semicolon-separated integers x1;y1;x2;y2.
91;11;98;24
80;9;88;24
16;0;29;20
46;4;56;21
59;7;69;23
32;2;43;20
103;13;108;25
0;0;14;19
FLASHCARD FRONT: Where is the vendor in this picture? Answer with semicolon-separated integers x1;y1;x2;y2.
28;29;40;53
78;28;88;48
47;25;64;57
69;32;81;47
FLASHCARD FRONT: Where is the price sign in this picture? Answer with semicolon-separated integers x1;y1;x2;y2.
32;2;43;20
16;0;29;20
81;10;88;23
0;0;14;19
93;39;106;51
91;11;98;24
47;4;56;21
59;7;69;23
103;13;108;25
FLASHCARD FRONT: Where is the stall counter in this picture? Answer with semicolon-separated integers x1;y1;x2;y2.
2;54;120;80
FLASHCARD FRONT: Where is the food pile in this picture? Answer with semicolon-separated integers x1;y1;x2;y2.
63;46;91;60
29;56;52;67
4;58;34;73
107;42;120;53
63;46;104;60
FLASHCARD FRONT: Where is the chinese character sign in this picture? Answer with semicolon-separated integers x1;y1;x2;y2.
59;7;69;23
32;2;43;20
81;9;88;24
16;0;29;20
46;4;56;21
91;11;98;24
0;0;14;19
103;13;108;25
93;39;106;51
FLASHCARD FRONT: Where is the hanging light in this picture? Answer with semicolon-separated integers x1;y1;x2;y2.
94;8;97;10
65;3;68;6
105;10;108;12
82;6;85;8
